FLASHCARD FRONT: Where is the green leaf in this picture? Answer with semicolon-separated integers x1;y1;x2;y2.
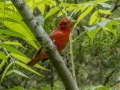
96;85;109;90
2;29;38;49
0;17;18;23
81;4;90;13
0;43;25;56
89;11;100;25
35;64;48;71
98;20;118;37
45;7;59;19
31;0;47;15
104;23;117;37
1;62;14;82
15;61;44;77
99;9;111;14
6;70;29;78
100;3;111;8
38;4;46;15
10;53;30;64
2;29;25;38
0;61;6;70
10;53;47;70
5;70;13;76
0;51;7;63
74;4;82;14
85;26;100;41
59;3;71;7
3;41;23;47
83;25;97;32
4;20;33;40
57;11;63;17
32;0;57;15
107;20;119;25
97;20;111;28
75;5;94;26
1;2;38;49
66;5;76;11
46;0;56;7
3;20;38;49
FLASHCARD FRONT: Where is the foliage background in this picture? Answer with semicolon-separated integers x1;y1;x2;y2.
0;0;120;90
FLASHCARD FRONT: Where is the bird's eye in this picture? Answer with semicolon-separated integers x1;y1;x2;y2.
63;22;67;25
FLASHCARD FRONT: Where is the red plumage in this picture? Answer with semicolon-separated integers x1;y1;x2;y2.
27;18;76;67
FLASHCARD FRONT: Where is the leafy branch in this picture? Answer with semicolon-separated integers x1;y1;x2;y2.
11;0;79;90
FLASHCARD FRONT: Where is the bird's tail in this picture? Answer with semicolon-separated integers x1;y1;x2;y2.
27;59;38;67
27;58;48;67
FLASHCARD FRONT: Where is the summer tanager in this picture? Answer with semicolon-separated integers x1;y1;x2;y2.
27;18;76;67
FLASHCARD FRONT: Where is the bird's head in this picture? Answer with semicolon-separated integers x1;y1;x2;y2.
58;18;76;31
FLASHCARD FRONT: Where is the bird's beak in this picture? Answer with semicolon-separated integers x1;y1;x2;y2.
69;20;77;27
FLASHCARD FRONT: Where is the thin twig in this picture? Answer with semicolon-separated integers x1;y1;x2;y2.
80;76;90;89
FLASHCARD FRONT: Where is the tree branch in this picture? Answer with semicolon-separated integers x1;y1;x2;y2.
110;80;120;87
11;0;79;90
103;69;116;85
104;0;120;18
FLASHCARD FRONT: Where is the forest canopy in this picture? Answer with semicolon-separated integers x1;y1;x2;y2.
0;0;120;90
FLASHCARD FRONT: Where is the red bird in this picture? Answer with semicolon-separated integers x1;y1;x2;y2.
27;18;76;67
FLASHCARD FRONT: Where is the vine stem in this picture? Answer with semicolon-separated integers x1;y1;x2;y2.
72;30;87;43
70;32;77;85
